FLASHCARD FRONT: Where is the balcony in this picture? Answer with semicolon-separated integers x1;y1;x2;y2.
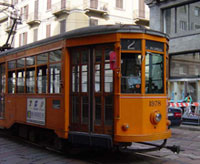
133;9;149;26
84;0;109;18
52;1;70;17
26;13;41;26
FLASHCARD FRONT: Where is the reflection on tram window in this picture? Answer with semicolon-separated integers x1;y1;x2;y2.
26;68;35;93
26;56;35;66
50;63;61;93
145;52;164;94
104;47;114;93
37;66;48;93
17;58;25;68
72;66;79;92
8;60;16;70
49;50;61;62
17;70;25;93
95;64;101;92
37;53;48;65
8;71;16;93
121;53;141;93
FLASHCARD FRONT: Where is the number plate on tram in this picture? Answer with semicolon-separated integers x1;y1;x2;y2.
149;100;161;107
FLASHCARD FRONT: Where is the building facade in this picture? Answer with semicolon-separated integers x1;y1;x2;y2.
146;0;200;103
0;0;149;49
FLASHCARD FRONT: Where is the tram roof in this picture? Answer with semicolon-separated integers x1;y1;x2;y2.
0;24;169;57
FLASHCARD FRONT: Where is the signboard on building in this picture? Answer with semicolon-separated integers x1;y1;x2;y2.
27;98;46;125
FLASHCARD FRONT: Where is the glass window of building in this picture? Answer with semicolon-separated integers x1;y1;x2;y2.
163;1;200;34
170;52;200;78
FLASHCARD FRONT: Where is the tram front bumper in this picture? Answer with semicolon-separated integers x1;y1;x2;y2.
114;129;171;142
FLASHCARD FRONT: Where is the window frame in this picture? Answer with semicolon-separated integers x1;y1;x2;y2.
7;49;62;95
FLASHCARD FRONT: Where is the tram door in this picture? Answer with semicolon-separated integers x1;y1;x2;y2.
70;45;114;135
0;63;5;119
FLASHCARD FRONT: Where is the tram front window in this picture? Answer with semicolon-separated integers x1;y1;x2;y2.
121;53;141;93
145;52;164;94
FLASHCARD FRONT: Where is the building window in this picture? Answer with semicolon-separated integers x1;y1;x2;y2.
34;0;39;19
170;52;200;78
90;0;98;9
179;21;187;31
90;19;98;26
194;7;200;16
19;32;28;46
60;20;66;34
163;1;200;34
33;29;38;42
12;0;18;5
139;0;145;18
47;0;51;10
116;0;123;9
46;24;51;38
21;5;29;20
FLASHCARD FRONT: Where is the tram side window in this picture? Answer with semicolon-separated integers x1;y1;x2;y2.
121;53;141;93
104;48;113;92
26;68;35;93
8;71;16;93
145;52;164;94
50;50;62;62
50;63;61;93
17;70;25;93
8;60;16;70
17;58;25;68
37;53;48;65
0;64;6;93
0;64;5;118
72;50;80;92
37;66;48;93
26;56;35;66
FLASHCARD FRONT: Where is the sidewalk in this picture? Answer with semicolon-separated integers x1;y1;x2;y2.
173;124;200;131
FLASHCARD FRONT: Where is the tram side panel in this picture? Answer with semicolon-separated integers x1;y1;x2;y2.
0;44;68;139
115;97;170;142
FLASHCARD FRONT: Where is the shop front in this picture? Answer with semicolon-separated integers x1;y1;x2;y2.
169;51;200;103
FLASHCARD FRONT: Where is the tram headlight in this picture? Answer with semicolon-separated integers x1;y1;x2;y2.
150;110;162;125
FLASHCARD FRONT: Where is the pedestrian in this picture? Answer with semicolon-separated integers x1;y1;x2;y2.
184;93;192;103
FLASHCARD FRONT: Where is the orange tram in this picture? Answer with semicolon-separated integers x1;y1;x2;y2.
0;25;173;151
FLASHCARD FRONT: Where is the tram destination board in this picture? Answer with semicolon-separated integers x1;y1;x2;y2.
121;39;141;51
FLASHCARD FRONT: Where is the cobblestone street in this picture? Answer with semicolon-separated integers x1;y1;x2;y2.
0;126;200;164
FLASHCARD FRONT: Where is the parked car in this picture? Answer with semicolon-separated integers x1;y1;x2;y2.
168;107;182;127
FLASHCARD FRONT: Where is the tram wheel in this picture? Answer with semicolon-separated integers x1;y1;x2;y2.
28;129;38;143
54;137;64;151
